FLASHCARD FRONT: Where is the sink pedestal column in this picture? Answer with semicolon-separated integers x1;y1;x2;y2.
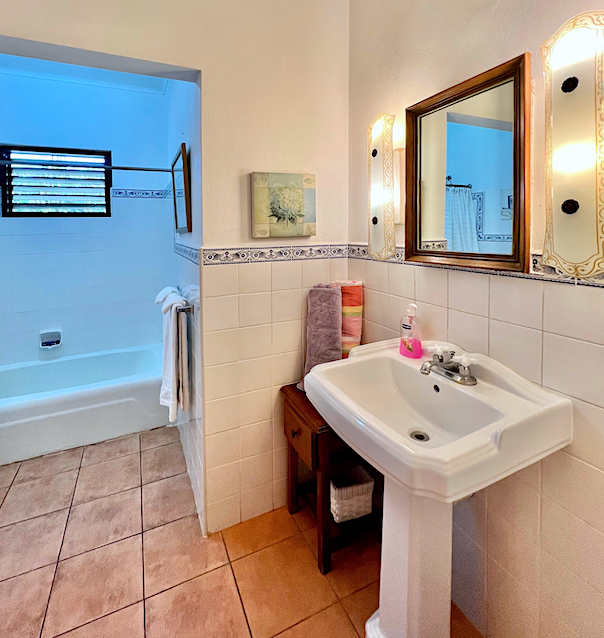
366;478;453;638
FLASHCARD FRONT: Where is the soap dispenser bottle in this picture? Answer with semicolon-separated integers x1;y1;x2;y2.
400;303;423;358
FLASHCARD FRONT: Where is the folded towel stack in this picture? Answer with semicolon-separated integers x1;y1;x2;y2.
334;280;363;358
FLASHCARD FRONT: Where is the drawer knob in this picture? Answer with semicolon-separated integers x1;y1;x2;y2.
291;429;299;438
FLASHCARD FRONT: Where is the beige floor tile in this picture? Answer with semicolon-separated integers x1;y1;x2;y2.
232;534;337;638
0;565;55;638
0;470;77;527
73;454;140;505
54;602;144;638
145;566;250;638
142;473;196;531
61;488;142;559
223;507;299;560
341;581;379;637
42;535;143;637
82;435;140;467
0;462;20;488
0;487;8;504
303;526;318;558
292;505;316;532
326;530;381;598
141;442;187;485
275;603;358;638
140;426;180;451
14;448;83;484
144;515;228;596
0;509;68;581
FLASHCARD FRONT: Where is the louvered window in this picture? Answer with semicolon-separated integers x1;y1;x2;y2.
0;146;111;217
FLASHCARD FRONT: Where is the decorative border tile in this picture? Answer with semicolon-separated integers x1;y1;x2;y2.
474;192;512;242
203;248;250;265
420;240;447;250
174;242;200;264
347;243;405;264
112;189;168;198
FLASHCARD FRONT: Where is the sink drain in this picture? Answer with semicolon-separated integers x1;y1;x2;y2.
410;430;430;442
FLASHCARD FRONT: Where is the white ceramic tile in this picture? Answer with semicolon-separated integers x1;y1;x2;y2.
204;362;240;401
542;451;604;534
487;472;541;543
448;271;489;316
271;386;284;418
271;261;302;290
348;258;367;282
539;607;580;638
273;447;288;481
272;351;303;386
453;489;487;548
240;483;273;521
238;356;273;394
451;565;487;635
543;333;604;407
489;276;543;329
202;264;238;297
206;461;240;504
487;557;539;638
330;258;348;282
415;302;447;341
239;292;271;327
415;267;447;306
272;319;302;354
362;320;397;344
544;281;604;346
566;398;604;472
452;525;487;584
541;497;604;595
387;294;414;333
448;310;488;355
302;259;331;288
540;551;604;638
365;260;389;292
240;420;272;458
207;495;240;533
238;262;271;293
272;479;287;509
364;289;389;325
240;451;272;492
514;461;541;491
206;429;241;469
204;329;239;366
272;289;302;322
239;325;272;360
489;319;542;384
388;262;415;299
239;389;272;426
203;295;238;332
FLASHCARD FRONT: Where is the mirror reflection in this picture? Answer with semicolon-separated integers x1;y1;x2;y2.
419;81;514;255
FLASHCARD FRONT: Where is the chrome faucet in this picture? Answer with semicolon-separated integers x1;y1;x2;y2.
420;347;477;386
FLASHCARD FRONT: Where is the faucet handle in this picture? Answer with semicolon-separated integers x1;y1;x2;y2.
427;345;444;361
458;355;472;376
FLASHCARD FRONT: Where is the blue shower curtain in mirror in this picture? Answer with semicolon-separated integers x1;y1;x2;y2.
444;187;479;252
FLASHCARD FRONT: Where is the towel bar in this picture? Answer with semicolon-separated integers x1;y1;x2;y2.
177;305;194;315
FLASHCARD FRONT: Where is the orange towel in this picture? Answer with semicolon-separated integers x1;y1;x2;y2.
334;280;363;358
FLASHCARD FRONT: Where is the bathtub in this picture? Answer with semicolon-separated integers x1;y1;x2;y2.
0;344;169;465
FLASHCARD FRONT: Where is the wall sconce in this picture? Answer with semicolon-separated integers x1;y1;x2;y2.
542;12;604;278
368;114;396;260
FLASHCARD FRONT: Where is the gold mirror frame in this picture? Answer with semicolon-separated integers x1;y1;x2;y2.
542;12;604;278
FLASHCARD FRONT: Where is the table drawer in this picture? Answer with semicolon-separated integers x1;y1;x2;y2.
284;403;315;468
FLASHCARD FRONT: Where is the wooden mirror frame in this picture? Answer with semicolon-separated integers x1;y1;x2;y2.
172;142;192;234
404;53;531;272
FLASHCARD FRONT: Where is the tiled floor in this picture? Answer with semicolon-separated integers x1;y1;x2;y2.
0;426;482;638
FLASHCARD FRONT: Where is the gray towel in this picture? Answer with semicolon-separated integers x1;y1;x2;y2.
298;284;342;391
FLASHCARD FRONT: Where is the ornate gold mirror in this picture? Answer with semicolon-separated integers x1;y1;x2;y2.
405;54;531;272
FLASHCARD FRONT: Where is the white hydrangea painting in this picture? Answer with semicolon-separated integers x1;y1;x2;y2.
251;172;316;238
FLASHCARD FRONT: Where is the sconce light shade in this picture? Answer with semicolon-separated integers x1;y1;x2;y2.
368;113;396;260
542;12;604;278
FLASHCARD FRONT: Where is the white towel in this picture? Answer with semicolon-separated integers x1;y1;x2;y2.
155;286;179;305
178;310;190;413
160;291;186;422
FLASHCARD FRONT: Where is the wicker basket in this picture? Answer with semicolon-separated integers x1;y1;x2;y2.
330;465;375;523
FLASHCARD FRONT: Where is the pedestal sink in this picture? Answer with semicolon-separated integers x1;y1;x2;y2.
305;339;572;638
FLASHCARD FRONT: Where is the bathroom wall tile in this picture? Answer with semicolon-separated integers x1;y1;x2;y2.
207;496;240;533
541;496;604;596
239;389;272;426
489;320;542;384
271;261;302;290
206;462;241;504
240;451;273;491
540;550;604;638
388;262;415;299
363;290;389;325
302;259;331;288
415;267;447;306
448;310;488;355
542;451;604;534
387;295;413;332
272;386;285;418
272;320;303;354
239;356;273;393
240;482;273;521
239;292;271;327
205;396;240;435
365;260;389;292
272;479;287;509
239;325;272;360
272;289;302;322
487;557;539;638
362;320;397;344
448;271;489;316
204;362;240;401
415;302;447;341
539;606;580;638
544;281;604;346
203;295;238;332
202;264;238;297
453;490;487;548
348;257;367;282
543;333;604;407
514;461;541;491
206;430;240;470
272;351;303;386
240;420;272;458
272;418;287;450
273;447;288;481
238;262;271;293
330;258;348;282
204;329;239;366
489;276;543;329
566;398;604;471
451;565;487;636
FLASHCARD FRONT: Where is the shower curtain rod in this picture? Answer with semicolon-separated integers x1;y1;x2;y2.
446;175;472;189
0;159;172;173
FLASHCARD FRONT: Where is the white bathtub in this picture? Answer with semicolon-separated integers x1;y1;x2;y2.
0;344;169;464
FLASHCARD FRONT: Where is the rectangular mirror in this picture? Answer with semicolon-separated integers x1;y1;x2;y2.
405;54;530;272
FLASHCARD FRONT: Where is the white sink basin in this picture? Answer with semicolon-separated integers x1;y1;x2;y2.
306;339;572;502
